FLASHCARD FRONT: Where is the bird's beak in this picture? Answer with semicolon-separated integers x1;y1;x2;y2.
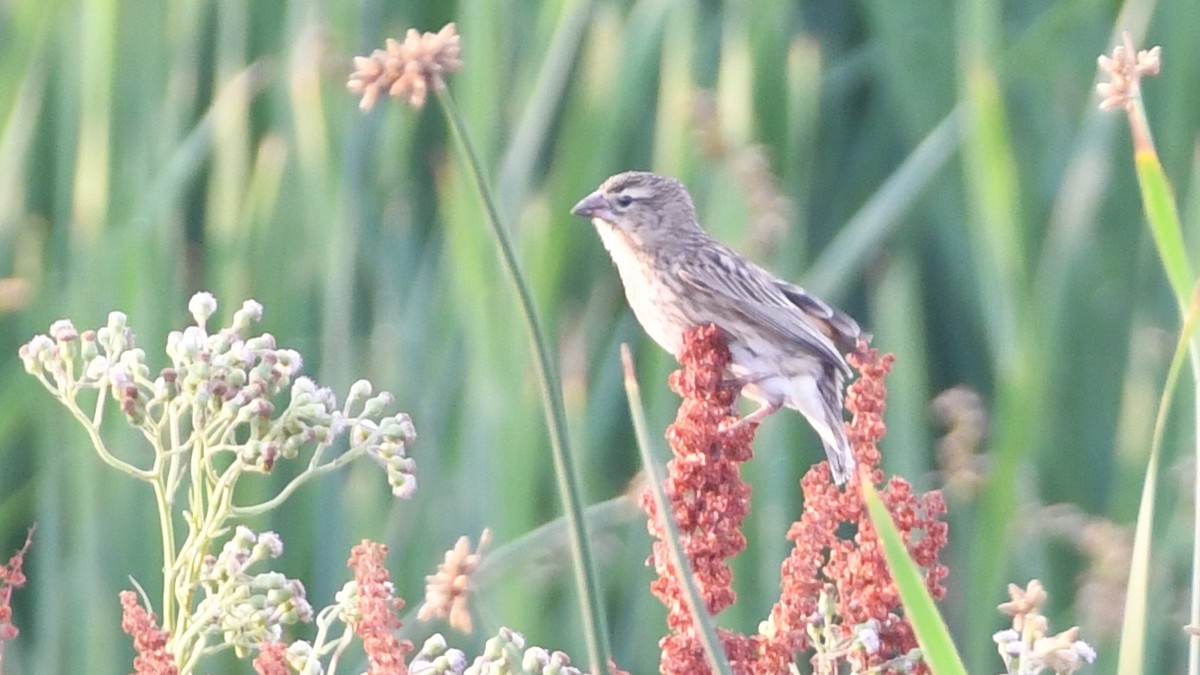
570;191;615;221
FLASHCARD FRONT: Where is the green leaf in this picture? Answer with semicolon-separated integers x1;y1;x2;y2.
1118;282;1200;674
1135;149;1194;315
861;478;968;675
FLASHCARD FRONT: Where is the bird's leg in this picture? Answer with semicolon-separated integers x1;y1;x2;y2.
723;399;782;431
720;372;769;390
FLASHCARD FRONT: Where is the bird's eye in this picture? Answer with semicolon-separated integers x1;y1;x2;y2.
614;194;634;208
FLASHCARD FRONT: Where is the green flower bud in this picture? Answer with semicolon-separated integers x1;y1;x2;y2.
243;336;275;354
275;349;302;372
481;635;505;660
209;332;233;355
102;312;131;354
84;355;110;382
281;435;302;459
390;473;417;499
80;330;98;360
522;647;549;671
362;391;394;417
19;335;53;374
227;368;246;388
380;414;417;443
231;300;263;335
351;419;379;446
346;379;372;408
421;633;448;656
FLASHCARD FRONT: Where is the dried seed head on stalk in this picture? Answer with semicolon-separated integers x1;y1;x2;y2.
417;529;491;633
640;329;947;673
993;579;1096;673
348;23;463;110
932;385;986;498
1096;31;1161;112
997;579;1047;631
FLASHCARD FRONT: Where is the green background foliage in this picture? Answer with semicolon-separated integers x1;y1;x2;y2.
1;0;1197;672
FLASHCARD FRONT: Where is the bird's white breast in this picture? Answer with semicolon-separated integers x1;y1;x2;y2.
592;220;685;356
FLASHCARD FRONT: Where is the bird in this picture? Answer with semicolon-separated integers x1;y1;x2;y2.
570;171;867;485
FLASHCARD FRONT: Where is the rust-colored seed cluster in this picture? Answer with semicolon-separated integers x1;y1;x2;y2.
770;344;947;672
0;529;33;675
641;324;763;674
349;541;413;675
120;590;179;675
252;641;289;675
0;529;32;644
348;24;463;110
643;326;948;673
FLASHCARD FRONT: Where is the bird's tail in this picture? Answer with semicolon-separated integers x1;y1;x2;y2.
807;372;855;486
818;415;855;486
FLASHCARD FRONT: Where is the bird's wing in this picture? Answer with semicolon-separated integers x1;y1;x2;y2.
774;279;868;351
675;245;851;375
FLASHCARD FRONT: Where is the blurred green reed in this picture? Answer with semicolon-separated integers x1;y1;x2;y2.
1;0;1199;673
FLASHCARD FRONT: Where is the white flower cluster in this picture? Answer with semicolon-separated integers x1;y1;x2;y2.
19;291;417;495
408;628;586;675
195;526;313;658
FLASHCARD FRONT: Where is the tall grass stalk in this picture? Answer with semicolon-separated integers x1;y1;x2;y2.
1097;32;1199;674
433;86;611;673
1118;284;1200;673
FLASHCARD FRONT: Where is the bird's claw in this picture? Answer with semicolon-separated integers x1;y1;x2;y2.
719;399;781;432
720;373;769;390
719;377;746;391
719;416;755;433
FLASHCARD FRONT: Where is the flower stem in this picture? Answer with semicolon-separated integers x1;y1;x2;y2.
1108;41;1199;672
434;86;610;673
153;478;177;632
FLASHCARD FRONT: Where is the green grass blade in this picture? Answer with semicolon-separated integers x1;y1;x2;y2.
1117;70;1198;672
958;60;1034;669
861;477;967;675
805;107;962;299
1119;283;1200;674
1135;149;1194;314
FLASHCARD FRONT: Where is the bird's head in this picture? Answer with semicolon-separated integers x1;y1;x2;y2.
570;171;699;246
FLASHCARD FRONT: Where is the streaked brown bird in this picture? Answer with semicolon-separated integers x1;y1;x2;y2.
571;171;867;485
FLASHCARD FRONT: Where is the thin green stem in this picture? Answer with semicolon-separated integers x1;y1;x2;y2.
91;382;107;427
178;636;207;675
230;446;359;517
434;85;610;673
62;393;154;479
153;477;177;632
1119;289;1198;673
1190;339;1200;675
1115;58;1198;673
165;402;184;500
